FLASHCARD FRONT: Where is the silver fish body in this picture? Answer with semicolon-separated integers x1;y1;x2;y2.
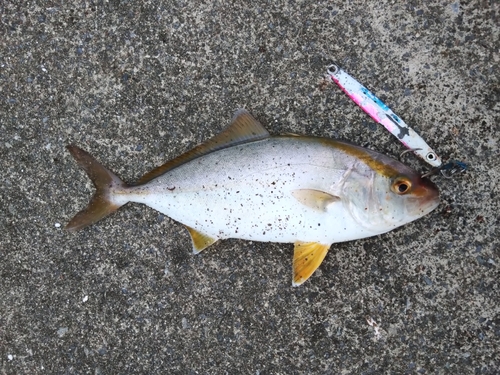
121;136;437;243
66;110;440;285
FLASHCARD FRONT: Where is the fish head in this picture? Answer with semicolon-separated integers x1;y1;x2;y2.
342;152;440;233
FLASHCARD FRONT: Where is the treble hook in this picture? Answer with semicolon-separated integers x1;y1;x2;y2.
421;160;468;179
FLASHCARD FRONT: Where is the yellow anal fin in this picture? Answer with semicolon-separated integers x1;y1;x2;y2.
136;109;270;185
185;226;218;254
293;242;331;286
292;189;340;212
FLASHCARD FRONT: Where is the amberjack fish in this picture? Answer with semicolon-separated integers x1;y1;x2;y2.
66;109;440;285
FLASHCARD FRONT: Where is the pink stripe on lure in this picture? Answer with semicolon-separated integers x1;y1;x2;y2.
327;64;442;168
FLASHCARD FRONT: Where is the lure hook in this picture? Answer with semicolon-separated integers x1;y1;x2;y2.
421;160;468;179
400;148;422;160
440;160;468;179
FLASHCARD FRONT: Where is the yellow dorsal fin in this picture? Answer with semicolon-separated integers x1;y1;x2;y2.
292;242;331;286
291;189;340;212
135;109;270;185
185;226;218;254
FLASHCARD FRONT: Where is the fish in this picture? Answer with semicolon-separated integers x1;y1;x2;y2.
66;109;440;286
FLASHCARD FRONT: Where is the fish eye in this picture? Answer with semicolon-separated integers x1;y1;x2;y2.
391;178;412;195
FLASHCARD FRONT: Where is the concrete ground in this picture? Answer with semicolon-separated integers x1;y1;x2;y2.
1;0;498;373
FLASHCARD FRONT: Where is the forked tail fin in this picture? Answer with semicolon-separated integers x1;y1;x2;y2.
66;145;128;231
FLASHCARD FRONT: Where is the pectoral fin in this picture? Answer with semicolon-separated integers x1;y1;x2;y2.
292;189;340;212
185;226;218;254
292;242;331;286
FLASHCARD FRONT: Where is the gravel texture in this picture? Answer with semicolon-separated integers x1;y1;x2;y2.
1;0;499;374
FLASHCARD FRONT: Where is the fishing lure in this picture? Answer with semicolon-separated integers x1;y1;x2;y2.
326;64;442;168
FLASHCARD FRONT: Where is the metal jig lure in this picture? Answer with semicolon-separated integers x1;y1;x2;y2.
326;64;442;168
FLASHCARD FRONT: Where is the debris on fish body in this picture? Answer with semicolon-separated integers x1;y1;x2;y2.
66;109;440;285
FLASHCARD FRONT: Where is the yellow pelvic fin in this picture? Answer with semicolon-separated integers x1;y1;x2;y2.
292;242;331;286
65;145;128;232
291;189;340;212
185;226;218;254
136;109;270;185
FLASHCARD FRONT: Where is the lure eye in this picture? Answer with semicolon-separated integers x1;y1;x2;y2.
392;178;412;195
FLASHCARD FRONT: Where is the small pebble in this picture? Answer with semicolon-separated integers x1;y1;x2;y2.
7;354;13;361
82;295;88;303
422;275;433;286
55;223;61;228
57;327;68;337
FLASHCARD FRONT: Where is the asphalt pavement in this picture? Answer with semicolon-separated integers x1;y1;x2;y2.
1;0;499;373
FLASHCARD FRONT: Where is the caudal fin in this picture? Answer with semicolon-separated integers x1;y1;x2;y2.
66;145;128;232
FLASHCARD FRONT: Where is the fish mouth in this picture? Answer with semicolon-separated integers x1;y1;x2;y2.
408;177;440;214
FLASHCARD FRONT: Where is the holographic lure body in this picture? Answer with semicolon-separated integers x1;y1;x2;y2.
327;64;442;168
